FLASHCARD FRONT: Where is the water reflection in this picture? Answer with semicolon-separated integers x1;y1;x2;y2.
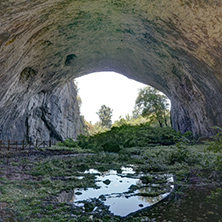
57;167;174;217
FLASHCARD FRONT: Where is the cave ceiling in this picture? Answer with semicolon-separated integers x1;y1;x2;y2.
0;0;221;137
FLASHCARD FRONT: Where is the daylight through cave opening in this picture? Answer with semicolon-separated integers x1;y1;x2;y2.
0;0;221;142
75;71;171;131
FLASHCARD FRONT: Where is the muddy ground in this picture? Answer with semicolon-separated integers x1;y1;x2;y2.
0;146;222;221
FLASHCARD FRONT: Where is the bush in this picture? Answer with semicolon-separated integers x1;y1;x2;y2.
206;127;222;169
207;127;222;153
59;124;179;153
57;138;79;148
167;133;200;165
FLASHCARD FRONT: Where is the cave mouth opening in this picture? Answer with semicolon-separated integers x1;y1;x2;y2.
74;71;171;130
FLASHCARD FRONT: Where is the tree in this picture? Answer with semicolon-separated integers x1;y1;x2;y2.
134;86;170;127
96;105;113;128
112;114;149;127
73;80;82;108
84;120;95;136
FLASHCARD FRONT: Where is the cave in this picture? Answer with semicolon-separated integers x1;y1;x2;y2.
0;0;221;141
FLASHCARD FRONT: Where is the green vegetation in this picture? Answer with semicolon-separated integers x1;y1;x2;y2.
1;85;221;221
58;124;179;153
96;104;113;129
134;86;170;127
0;141;221;221
0;127;222;221
206;127;222;169
81;86;171;135
82;105;114;136
85;114;151;136
112;114;149;127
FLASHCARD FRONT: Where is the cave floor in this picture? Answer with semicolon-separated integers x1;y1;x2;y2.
0;145;222;221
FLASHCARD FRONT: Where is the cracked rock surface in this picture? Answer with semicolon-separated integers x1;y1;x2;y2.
0;81;83;141
0;0;221;140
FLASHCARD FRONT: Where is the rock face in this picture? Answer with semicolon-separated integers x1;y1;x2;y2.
0;0;221;139
0;81;83;141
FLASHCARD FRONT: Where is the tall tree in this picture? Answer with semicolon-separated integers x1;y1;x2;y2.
134;86;170;127
96;105;113;128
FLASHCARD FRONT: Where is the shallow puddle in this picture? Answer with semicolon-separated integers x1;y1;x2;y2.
58;167;174;217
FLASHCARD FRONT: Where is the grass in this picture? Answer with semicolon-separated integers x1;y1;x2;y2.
0;143;221;221
46;145;93;153
58;124;179;153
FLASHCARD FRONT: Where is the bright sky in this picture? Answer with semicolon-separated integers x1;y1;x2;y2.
75;72;147;124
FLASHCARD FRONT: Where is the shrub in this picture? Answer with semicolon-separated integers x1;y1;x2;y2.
206;127;222;169
57;138;79;148
58;124;179;153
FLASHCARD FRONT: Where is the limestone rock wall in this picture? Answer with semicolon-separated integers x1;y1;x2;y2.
0;81;83;141
0;0;221;139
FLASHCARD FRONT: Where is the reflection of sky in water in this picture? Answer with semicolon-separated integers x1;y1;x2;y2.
73;167;174;217
105;193;169;217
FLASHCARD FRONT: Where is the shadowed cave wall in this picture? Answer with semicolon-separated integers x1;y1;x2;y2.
0;0;221;141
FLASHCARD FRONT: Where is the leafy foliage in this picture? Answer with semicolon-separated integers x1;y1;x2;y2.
112;114;149;127
206;127;222;169
57;138;79;148
96;105;113;128
84;120;95;135
59;124;178;153
207;127;222;153
1;141;221;221
134;86;170;127
167;133;198;165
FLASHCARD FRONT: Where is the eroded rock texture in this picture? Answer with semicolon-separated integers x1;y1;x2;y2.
0;0;221;140
0;81;83;141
